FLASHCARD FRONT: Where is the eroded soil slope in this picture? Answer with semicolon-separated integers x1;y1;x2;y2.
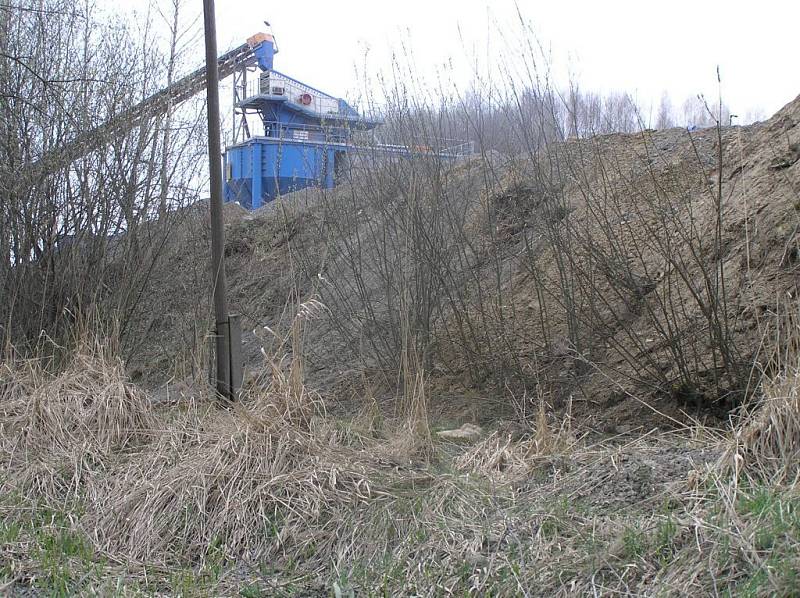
131;94;800;430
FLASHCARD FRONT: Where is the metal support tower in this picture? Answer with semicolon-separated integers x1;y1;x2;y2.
232;65;251;143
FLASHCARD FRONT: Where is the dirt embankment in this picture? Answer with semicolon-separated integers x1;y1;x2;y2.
131;94;800;430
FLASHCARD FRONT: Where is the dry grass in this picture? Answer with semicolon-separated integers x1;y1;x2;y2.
91;404;374;565
0;335;154;501
380;316;436;463
455;398;577;479
2;322;800;595
384;367;435;463
85;299;379;571
729;366;800;484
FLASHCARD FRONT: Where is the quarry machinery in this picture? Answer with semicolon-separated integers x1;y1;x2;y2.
30;29;473;210
224;32;474;208
223;31;383;209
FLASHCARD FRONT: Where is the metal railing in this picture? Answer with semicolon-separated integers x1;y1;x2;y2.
242;121;475;158
246;72;341;116
260;120;350;144
245;118;476;159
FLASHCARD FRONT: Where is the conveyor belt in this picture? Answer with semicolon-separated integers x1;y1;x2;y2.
27;42;258;176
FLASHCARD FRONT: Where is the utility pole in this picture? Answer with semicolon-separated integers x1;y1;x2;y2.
202;0;232;400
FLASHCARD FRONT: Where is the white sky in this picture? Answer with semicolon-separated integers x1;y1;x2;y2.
122;0;799;120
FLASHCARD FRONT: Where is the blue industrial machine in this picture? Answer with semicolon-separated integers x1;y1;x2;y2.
223;31;474;209
223;32;383;209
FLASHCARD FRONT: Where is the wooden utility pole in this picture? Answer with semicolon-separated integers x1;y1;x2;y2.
202;0;232;400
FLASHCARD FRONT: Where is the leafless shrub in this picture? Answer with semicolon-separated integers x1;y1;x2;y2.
277;26;770;423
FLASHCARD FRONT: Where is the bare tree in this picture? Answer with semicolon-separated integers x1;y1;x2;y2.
655;91;675;129
0;0;207;359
